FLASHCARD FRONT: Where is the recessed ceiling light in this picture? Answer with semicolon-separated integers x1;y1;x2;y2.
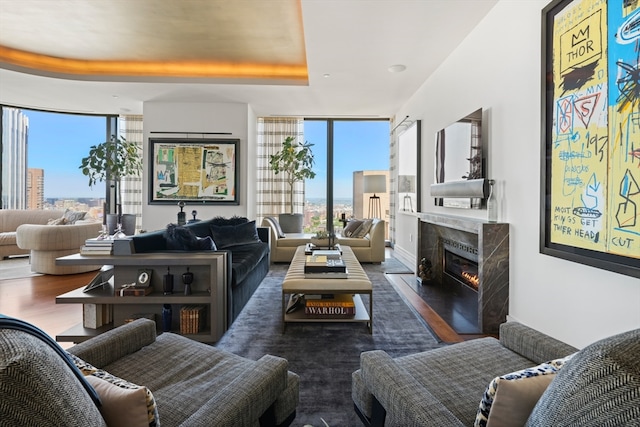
323;73;331;78
388;64;406;73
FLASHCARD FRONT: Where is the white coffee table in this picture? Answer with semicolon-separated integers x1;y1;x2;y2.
281;245;373;333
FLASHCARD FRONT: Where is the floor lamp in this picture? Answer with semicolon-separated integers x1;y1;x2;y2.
398;175;416;212
364;175;386;219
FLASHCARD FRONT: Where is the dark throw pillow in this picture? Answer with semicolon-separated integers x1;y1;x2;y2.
210;220;260;249
209;216;249;227
165;224;216;251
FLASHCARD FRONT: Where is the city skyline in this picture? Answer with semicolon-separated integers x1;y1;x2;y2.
25;109;390;200
26;109;106;199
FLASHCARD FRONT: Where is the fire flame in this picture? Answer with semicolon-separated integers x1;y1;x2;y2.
462;271;479;289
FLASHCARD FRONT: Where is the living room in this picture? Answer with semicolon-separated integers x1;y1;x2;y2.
1;0;639;426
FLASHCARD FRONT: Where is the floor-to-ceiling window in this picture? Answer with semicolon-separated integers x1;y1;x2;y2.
1;105;112;218
304;118;390;235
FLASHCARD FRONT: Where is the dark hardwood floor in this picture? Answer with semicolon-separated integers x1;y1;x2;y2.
0;253;478;347
0;268;94;348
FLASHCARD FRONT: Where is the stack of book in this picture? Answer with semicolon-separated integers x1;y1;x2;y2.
304;254;347;278
80;238;113;256
304;294;355;316
83;303;112;329
180;305;206;334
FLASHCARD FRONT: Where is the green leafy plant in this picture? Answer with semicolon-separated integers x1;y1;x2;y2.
79;135;142;211
269;136;316;213
313;230;329;239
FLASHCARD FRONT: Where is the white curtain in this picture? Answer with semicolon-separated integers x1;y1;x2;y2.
119;115;143;233
256;118;304;221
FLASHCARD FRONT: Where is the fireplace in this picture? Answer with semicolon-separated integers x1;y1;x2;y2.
416;213;509;335
443;239;479;291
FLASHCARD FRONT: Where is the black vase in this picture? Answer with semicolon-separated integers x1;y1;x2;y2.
163;267;174;295
162;304;172;332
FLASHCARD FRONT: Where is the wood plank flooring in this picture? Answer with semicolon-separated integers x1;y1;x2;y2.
0;270;95;348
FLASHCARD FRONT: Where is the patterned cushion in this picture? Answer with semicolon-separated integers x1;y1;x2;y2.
63;209;87;224
474;354;574;427
353;219;374;238
527;328;640;426
343;220;363;237
68;353;159;427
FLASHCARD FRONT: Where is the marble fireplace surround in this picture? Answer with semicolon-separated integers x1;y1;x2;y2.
417;213;509;334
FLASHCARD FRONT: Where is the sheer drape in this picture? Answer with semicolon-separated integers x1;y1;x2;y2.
119;115;143;233
256;118;304;221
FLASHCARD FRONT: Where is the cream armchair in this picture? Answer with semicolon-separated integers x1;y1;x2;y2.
16;222;102;274
261;217;385;263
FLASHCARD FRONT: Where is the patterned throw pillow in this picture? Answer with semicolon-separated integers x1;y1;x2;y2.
353;219;374;238
343;220;363;237
63;209;87;224
67;353;159;427
474;354;575;427
47;217;67;225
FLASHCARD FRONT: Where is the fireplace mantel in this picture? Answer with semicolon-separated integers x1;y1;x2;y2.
416;212;494;234
417;212;509;334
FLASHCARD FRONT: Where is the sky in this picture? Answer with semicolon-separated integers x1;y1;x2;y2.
24;109;390;200
25;109;107;198
304;120;390;199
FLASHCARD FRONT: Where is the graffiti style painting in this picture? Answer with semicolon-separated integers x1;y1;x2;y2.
149;138;239;204
542;0;640;278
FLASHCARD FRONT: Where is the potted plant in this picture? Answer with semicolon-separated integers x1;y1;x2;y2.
79;135;142;235
269;136;315;233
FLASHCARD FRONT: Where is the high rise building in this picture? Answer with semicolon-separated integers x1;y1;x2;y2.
27;168;44;209
1;107;29;209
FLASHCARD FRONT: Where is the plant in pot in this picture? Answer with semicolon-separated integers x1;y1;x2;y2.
79;135;142;236
269;136;315;233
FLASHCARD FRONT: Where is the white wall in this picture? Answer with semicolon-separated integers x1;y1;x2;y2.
394;0;640;348
141;101;252;232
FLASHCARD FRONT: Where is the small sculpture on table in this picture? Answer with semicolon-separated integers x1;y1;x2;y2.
177;201;186;226
182;267;194;296
188;210;200;224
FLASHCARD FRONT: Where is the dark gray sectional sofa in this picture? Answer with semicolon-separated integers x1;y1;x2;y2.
120;216;269;328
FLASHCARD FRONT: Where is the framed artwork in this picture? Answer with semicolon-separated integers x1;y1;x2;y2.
149;138;239;205
541;0;640;278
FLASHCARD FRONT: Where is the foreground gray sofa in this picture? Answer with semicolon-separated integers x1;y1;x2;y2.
1;318;299;427
353;322;640;426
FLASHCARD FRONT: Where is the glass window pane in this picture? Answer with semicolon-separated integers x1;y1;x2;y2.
1;106;107;219
303;120;327;233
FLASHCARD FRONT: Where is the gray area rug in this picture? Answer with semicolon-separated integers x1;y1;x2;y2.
0;257;40;281
216;262;444;426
